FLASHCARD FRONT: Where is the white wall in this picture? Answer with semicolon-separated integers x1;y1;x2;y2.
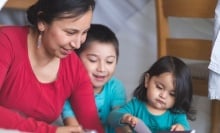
92;0;157;98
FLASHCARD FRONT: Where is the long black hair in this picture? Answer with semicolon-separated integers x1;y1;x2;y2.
27;0;95;26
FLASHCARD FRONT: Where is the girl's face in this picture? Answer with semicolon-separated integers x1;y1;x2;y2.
38;10;93;58
79;41;117;92
145;72;176;114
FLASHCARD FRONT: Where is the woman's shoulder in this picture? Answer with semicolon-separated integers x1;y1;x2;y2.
0;25;28;33
0;25;29;40
0;25;29;51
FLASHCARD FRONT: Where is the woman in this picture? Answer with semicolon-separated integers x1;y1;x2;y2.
0;0;104;132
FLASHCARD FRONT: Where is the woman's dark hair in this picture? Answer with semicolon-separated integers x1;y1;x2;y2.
133;56;195;120
27;0;95;26
76;24;119;61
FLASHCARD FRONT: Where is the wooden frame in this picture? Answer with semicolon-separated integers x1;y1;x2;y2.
4;0;37;10
155;0;219;133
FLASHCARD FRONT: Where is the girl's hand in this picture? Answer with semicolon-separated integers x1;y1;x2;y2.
56;125;83;133
121;114;138;128
170;124;184;131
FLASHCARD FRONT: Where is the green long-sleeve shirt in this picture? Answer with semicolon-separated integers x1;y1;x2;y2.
108;97;190;133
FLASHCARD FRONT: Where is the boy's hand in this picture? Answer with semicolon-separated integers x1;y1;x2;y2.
170;124;184;131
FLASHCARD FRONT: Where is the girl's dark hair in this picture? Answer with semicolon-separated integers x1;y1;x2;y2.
76;24;119;61
133;56;195;120
27;0;95;26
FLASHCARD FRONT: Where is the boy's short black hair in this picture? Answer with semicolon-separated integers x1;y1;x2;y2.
76;24;119;61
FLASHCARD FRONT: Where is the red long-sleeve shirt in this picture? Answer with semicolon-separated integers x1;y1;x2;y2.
0;26;104;133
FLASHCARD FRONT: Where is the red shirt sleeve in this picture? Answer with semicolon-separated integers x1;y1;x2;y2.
0;106;57;132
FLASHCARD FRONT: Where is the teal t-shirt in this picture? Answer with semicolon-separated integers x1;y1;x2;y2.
108;97;190;133
62;77;127;133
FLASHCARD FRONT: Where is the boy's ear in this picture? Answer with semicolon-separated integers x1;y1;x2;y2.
144;73;150;88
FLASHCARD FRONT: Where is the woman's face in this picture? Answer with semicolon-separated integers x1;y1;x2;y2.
79;41;117;91
145;72;176;114
39;10;93;58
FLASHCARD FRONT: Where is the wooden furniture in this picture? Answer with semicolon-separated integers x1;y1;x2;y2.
0;0;37;26
4;0;37;10
155;0;220;133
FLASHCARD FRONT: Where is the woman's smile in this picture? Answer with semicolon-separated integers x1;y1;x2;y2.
60;47;73;55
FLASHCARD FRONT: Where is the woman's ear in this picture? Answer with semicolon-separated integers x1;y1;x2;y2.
144;73;150;88
37;11;46;32
37;21;46;32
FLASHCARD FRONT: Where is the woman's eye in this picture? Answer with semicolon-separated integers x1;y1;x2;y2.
67;32;75;35
83;30;89;35
65;30;76;35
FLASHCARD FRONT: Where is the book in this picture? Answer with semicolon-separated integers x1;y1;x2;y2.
133;118;196;133
157;130;196;133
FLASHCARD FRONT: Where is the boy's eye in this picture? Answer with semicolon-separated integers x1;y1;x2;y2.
106;59;115;64
106;57;116;64
88;56;97;62
156;84;163;90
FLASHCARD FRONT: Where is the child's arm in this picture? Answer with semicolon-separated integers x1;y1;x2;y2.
171;113;190;131
62;101;80;126
119;115;152;133
120;113;138;128
170;124;185;131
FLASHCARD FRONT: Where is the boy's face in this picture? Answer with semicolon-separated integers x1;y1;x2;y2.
79;41;117;92
144;72;176;114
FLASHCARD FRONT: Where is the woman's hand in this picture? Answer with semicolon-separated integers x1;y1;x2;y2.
56;125;83;133
170;124;184;131
121;114;138;128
